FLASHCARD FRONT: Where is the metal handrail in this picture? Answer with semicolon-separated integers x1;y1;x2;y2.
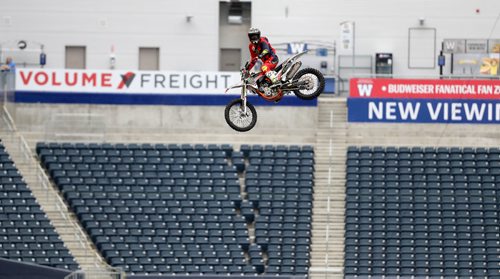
19;135;32;163
40;148;105;268
2;105;16;132
1;108;107;270
38;162;106;269
36;163;106;268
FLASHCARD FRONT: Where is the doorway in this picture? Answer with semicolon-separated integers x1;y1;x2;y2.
220;48;242;71
65;46;86;69
139;47;160;70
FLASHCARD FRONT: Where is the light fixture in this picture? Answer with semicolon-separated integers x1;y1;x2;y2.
18;40;27;50
419;18;425;26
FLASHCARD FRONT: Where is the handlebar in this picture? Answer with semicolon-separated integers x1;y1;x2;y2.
240;69;249;79
241;69;259;81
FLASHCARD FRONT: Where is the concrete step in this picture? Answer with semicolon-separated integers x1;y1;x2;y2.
310;99;348;276
310;257;344;263
309;271;344;277
311;215;346;221
311;200;345;206
311;191;345;197
312;219;345;225
310;256;344;261
311;201;345;207
311;239;344;245
310;272;344;277
311;231;345;238
311;212;345;218
313;177;346;182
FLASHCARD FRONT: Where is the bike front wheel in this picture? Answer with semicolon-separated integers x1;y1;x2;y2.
224;98;257;132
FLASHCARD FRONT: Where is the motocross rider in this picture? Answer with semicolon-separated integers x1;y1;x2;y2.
246;28;279;84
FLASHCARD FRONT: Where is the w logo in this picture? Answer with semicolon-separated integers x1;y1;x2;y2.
287;43;308;54
357;83;373;97
445;41;456;51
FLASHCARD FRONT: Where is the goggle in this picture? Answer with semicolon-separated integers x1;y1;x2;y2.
249;35;260;42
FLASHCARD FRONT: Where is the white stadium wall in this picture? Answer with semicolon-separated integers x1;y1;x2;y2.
252;0;500;77
0;0;220;71
1;0;500;76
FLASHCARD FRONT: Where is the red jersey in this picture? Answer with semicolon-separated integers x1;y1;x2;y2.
248;37;278;70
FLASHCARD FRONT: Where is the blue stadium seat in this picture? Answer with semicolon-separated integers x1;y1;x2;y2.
1;142;78;270
345;146;499;278
39;142;312;276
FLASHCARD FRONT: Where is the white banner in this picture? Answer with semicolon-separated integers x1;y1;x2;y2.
340;21;354;52
16;69;241;94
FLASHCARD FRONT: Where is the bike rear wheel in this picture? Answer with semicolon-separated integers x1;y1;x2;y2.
224;98;257;132
293;68;325;100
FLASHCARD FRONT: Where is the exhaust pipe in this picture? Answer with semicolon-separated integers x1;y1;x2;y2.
285;61;302;80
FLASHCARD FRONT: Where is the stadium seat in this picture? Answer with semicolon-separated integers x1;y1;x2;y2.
0;142;78;270
345;146;499;278
39;142;313;276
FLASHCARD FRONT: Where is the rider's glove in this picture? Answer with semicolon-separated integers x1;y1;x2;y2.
246;58;257;70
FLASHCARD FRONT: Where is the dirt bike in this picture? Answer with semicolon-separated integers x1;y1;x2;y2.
224;50;325;132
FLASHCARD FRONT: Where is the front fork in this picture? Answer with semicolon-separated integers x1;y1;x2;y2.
241;83;247;114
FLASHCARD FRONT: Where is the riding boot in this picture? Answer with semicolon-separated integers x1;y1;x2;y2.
265;71;279;84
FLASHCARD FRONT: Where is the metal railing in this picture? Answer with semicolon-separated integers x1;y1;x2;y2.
1;105;15;132
1;103;107;270
31;138;106;269
0;72;15;118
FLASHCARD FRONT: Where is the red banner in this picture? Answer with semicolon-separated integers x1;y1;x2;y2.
350;78;500;99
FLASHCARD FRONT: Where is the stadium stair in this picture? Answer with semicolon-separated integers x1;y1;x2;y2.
241;143;314;276
309;98;347;279
0;131;108;271
0;139;78;270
